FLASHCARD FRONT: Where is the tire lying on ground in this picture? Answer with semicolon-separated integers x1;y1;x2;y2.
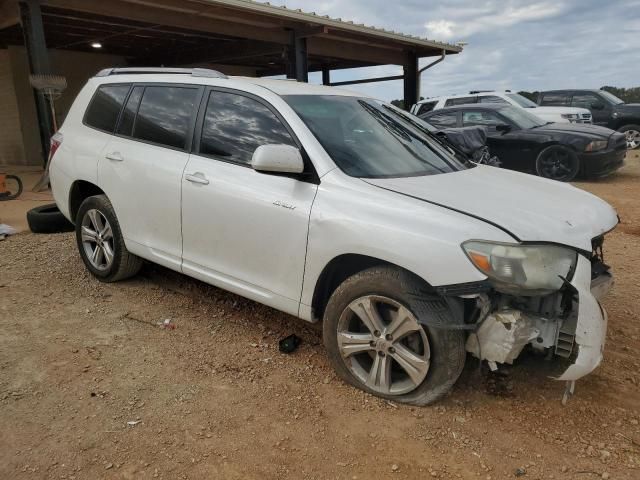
27;203;75;234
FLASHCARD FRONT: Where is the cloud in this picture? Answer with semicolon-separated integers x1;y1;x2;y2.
425;2;568;39
265;0;640;101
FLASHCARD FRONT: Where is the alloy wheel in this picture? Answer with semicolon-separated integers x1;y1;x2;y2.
337;295;430;396
81;209;114;271
538;147;577;181
624;129;640;150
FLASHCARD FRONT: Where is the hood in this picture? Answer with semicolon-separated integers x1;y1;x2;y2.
614;103;640;113
527;122;616;140
365;166;618;251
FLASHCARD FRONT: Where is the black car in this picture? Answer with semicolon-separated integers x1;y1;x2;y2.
538;89;640;149
420;104;626;182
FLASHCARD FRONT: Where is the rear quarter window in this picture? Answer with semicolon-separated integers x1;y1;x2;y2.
84;84;131;133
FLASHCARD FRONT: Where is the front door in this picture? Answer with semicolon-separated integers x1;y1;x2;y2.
571;92;611;126
181;88;318;316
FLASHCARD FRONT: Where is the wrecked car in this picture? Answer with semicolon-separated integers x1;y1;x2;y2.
50;68;617;405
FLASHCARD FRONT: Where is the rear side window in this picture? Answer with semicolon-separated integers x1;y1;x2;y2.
445;96;476;106
539;92;570;106
116;86;144;136
425;111;458;128
132;86;198;150
84;84;130;132
199;90;295;165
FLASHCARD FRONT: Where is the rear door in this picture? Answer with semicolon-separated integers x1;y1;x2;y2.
180;88;318;315
99;83;202;269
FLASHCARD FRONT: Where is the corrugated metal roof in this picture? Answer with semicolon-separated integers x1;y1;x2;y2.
200;0;463;54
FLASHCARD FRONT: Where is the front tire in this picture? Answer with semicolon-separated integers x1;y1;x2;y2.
323;266;466;406
618;124;640;150
75;195;142;282
535;145;580;182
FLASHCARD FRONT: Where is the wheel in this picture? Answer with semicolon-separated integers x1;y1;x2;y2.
618;124;640;150
26;203;74;233
535;145;580;182
0;175;23;201
323;266;466;406
75;195;142;282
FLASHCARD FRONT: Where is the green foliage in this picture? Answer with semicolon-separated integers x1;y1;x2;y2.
600;86;640;103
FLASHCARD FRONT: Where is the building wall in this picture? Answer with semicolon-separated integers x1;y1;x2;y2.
0;49;26;166
3;47;126;167
1;47;258;167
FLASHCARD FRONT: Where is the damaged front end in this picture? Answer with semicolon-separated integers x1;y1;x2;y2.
443;235;614;389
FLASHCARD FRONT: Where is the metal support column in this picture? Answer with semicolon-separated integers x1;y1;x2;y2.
294;34;308;82
19;0;53;165
321;66;330;86
403;51;418;111
286;30;308;82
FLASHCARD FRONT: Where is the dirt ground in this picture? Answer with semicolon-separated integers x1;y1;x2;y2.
1;153;639;480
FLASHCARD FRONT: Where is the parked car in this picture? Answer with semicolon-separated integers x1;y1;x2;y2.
50;67;617;405
538;89;640;149
420;103;626;182
411;91;593;124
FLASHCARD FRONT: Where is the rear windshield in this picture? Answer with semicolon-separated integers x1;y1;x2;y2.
284;95;465;178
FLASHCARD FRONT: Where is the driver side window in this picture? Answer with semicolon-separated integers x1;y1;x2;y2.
199;90;295;165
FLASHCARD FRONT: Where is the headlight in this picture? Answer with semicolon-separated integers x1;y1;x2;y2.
561;113;578;120
585;140;608;152
462;241;577;295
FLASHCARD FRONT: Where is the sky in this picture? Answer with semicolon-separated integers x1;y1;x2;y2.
266;0;640;101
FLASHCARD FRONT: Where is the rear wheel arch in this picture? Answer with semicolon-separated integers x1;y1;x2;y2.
69;180;106;223
310;254;436;322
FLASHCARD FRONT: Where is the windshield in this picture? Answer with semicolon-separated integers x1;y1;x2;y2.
506;93;538;108
599;90;625;105
499;105;548;129
284;95;465;178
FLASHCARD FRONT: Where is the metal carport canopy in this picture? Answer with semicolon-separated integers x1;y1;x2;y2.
33;0;461;89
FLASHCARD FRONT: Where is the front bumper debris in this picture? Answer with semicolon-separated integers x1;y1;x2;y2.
557;254;611;381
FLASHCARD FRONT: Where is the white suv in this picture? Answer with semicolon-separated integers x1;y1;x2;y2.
50;68;616;405
412;91;593;124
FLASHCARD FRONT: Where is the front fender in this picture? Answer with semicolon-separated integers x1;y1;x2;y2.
299;171;513;318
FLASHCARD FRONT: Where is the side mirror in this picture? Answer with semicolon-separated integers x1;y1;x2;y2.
495;123;512;133
251;144;304;174
591;102;605;110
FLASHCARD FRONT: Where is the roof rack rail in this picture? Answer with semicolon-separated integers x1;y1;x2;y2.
95;67;227;79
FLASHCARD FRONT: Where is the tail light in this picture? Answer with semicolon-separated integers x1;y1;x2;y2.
49;132;63;161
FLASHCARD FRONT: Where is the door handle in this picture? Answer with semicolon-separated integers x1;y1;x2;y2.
105;151;124;162
185;172;209;185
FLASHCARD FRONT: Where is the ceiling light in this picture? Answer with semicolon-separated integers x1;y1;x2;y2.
91;42;102;49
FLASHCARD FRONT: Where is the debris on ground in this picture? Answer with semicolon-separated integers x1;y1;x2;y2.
278;334;302;353
158;319;176;330
0;224;16;240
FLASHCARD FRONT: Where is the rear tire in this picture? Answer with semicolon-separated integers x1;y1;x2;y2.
75;195;142;282
535;145;580;182
323;266;466;406
618;124;640;150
